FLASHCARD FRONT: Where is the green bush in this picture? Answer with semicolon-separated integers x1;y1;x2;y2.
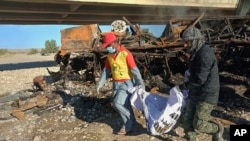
0;49;9;55
27;48;39;55
41;40;59;55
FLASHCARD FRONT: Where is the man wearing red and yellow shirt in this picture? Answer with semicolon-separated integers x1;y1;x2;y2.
97;32;145;135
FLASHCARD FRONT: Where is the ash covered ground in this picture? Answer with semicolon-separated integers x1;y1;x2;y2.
0;53;250;141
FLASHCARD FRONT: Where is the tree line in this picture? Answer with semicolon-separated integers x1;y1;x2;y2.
0;40;59;56
27;39;59;55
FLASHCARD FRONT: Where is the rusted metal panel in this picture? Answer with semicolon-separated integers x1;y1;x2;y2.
11;95;48;120
33;75;47;91
60;24;100;56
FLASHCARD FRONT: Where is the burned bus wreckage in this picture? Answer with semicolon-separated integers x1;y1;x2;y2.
4;14;250;120
42;14;250;90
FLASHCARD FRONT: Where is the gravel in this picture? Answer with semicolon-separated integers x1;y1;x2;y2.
0;53;59;96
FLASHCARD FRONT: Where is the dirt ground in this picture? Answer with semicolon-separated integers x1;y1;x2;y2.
0;53;250;141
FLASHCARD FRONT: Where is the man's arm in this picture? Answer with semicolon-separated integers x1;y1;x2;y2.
97;61;111;90
131;66;144;87
125;51;145;88
182;49;214;90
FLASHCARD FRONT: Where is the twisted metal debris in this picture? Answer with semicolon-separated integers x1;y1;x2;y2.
49;14;250;89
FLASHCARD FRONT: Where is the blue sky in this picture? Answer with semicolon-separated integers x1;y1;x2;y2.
0;24;165;49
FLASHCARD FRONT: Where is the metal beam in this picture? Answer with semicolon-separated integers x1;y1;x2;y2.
61;4;81;18
0;0;242;25
4;0;238;8
0;4;235;16
236;0;250;16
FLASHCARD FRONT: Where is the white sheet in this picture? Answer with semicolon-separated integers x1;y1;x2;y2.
128;85;188;135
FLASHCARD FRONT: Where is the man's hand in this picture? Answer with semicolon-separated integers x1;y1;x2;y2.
179;83;187;91
139;84;145;91
96;87;100;94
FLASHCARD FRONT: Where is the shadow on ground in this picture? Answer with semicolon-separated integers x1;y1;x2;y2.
51;90;178;140
0;61;57;71
58;91;148;132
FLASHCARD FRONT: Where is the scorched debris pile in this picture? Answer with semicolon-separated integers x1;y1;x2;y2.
42;15;250;91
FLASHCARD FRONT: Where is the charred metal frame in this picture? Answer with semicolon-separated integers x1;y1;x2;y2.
52;14;250;86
